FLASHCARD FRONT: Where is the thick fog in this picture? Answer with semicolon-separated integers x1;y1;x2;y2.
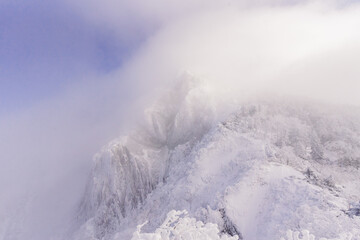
0;0;360;239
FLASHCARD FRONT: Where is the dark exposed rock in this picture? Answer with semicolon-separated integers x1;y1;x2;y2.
219;208;243;239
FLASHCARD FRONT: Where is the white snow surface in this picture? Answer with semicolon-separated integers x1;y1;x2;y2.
72;75;360;240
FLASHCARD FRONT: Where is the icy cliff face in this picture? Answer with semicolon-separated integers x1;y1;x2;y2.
74;75;360;240
75;74;218;239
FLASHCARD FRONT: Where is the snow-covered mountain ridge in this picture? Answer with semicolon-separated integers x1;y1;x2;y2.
74;75;360;240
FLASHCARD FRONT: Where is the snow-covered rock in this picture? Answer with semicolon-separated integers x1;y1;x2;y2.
130;210;238;240
73;75;360;240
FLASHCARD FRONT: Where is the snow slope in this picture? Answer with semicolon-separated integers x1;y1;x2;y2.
73;75;360;240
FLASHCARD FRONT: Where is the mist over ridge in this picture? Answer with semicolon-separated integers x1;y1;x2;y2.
1;0;360;239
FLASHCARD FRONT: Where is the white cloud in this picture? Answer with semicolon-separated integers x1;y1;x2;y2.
116;0;360;105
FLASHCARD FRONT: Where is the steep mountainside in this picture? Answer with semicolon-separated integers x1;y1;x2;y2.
73;75;360;240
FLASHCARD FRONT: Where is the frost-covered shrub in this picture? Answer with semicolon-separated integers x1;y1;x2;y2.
131;210;239;240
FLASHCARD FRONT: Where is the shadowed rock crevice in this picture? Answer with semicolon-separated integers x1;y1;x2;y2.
219;208;243;239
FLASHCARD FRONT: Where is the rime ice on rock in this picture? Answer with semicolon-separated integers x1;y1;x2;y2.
131;210;239;240
76;73;217;239
74;75;360;240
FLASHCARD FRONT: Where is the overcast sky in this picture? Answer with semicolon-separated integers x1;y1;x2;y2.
1;0;360;239
1;0;359;114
